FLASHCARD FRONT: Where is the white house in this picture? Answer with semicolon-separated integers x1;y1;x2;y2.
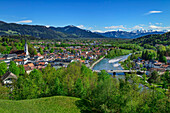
1;71;17;85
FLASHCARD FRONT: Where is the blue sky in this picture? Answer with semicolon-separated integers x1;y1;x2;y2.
0;0;170;32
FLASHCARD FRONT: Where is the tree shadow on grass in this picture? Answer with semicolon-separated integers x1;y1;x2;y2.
75;99;99;113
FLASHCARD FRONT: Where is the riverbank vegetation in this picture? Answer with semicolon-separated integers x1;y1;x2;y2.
120;53;138;70
121;45;169;70
112;44;143;51
141;50;157;60
106;49;132;58
120;50;169;93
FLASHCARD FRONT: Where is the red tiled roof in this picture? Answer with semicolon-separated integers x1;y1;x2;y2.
154;62;162;65
37;53;42;56
36;66;45;69
38;62;45;65
149;68;165;72
23;65;32;71
14;59;24;62
27;63;34;67
0;58;5;60
162;65;169;68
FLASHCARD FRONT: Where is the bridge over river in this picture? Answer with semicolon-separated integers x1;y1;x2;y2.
93;70;145;74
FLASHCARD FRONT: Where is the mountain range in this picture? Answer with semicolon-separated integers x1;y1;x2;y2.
0;21;168;39
49;25;105;38
95;30;167;39
0;21;77;39
0;21;104;39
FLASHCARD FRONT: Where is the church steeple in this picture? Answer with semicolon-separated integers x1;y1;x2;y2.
24;40;29;56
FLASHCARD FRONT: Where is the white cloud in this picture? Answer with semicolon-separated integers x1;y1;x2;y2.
145;11;163;15
92;29;121;33
103;25;144;31
88;27;93;30
148;25;170;30
130;25;143;30
76;25;93;30
139;24;145;26
104;25;126;29
76;25;86;29
149;25;160;29
15;20;32;24
92;30;105;33
155;23;162;25
93;23;170;33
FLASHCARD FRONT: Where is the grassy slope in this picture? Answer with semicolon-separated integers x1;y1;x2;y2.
0;96;81;113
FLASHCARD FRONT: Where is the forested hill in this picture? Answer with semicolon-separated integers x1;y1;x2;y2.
131;32;170;46
49;25;105;38
0;21;78;39
0;21;104;39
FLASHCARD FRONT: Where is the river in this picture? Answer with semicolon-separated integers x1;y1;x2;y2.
93;53;148;89
93;54;131;79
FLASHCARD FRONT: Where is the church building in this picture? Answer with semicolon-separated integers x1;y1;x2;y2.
10;40;29;57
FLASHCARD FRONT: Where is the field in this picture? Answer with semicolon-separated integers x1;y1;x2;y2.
121;49;133;54
0;96;81;113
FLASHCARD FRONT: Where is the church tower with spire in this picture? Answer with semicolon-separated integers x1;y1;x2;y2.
24;40;29;56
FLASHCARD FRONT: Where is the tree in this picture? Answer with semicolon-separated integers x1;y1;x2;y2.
148;71;159;84
141;68;147;71
0;46;7;54
0;62;7;76
28;45;37;56
54;77;64;95
60;49;63;53
145;50;149;60
2;42;8;46
74;78;84;97
0;84;9;99
81;56;84;60
71;49;76;54
39;47;44;55
50;48;54;53
9;61;20;76
161;71;170;89
33;49;38;55
142;51;145;59
157;45;166;56
18;65;25;75
159;56;167;64
98;70;110;81
142;74;147;83
140;64;143;68
44;47;48;51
